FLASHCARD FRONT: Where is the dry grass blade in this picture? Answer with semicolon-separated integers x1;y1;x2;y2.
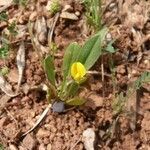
22;103;52;137
16;41;25;93
28;21;42;59
0;74;18;97
48;12;60;50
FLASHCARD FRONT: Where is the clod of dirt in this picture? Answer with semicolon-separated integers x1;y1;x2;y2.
29;11;38;22
87;94;103;109
82;128;96;150
39;144;46;150
22;134;37;150
0;117;9;130
9;144;18;150
36;129;50;138
7;69;19;83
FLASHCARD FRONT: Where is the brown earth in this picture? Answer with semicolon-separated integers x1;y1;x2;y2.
0;0;150;150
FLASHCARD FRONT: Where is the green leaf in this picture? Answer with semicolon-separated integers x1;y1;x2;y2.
44;55;55;86
8;21;18;36
133;71;150;90
0;11;8;21
105;40;116;53
0;45;9;59
0;144;4;150
66;97;86;106
66;81;79;98
78;27;108;70
62;42;81;79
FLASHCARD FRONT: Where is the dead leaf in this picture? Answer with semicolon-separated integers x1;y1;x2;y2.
0;95;11;111
60;12;78;20
16;41;25;92
0;74;18;97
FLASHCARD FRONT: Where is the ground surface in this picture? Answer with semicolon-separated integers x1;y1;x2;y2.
0;0;150;150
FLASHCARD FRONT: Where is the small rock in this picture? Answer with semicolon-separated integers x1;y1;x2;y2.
75;11;80;16
106;33;112;42
52;101;65;113
47;144;52;150
9;144;18;150
36;129;49;138
22;134;37;150
82;128;95;150
39;144;46;150
60;12;78;20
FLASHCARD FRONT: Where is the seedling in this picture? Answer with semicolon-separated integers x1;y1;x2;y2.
7;21;18;36
0;11;8;22
0;66;9;76
0;144;4;150
43;27;108;107
112;71;150;115
82;0;102;31
0;25;16;60
48;0;61;15
0;38;9;59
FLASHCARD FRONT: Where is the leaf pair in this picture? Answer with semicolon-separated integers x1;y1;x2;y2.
62;27;108;80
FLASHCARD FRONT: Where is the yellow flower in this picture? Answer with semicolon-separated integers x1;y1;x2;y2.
71;62;86;83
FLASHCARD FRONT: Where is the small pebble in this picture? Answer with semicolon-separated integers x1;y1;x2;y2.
52;101;65;113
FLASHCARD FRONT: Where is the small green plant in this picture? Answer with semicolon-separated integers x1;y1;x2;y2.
0;144;4;150
0;38;9;59
8;21;18;36
0;11;8;22
49;0;61;15
0;66;9;76
112;71;150;115
82;0;102;31
43;27;108;106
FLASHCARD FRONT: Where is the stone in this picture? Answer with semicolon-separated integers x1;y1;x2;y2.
60;12;78;20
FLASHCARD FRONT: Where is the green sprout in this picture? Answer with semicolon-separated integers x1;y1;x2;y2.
0;39;9;59
0;66;9;76
0;144;4;150
43;27;108;106
8;21;18;36
82;0;102;31
49;0;61;15
0;11;8;22
112;71;150;115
